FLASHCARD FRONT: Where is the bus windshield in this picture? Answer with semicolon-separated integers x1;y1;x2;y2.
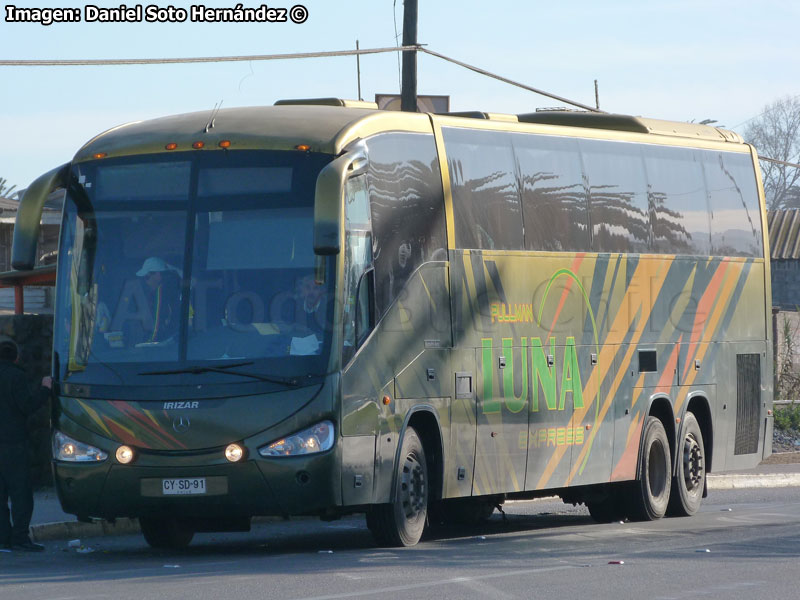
54;150;334;387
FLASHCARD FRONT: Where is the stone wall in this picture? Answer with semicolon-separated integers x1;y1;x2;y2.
0;314;54;487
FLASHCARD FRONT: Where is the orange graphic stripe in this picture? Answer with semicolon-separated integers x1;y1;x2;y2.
544;254;585;340
534;256;673;489
675;261;745;413
682;260;730;382
655;337;681;394
111;401;187;449
565;258;674;485
610;414;643;481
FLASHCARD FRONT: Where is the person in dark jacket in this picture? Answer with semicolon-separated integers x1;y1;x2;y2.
0;340;51;552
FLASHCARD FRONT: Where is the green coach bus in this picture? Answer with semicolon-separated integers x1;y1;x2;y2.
13;99;773;548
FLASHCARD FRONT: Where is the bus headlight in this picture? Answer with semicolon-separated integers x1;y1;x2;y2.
53;431;108;462
225;443;245;463
258;421;334;457
115;445;135;464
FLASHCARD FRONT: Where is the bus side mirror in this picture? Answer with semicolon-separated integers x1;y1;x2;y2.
313;151;367;256
12;163;70;271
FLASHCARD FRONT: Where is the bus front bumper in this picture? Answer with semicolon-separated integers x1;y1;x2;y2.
54;450;341;521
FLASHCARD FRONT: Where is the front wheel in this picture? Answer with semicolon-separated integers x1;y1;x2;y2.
140;517;194;549
667;412;705;517
627;416;671;521
367;427;428;547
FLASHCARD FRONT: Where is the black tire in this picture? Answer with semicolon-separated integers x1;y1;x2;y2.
140;517;194;549
667;412;705;517
366;427;428;547
587;485;627;523
627;416;671;521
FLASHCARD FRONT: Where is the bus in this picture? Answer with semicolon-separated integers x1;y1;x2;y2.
13;99;773;548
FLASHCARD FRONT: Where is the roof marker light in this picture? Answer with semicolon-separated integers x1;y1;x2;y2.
93;152;107;159
219;140;231;149
165;143;178;150
192;141;205;149
295;144;311;151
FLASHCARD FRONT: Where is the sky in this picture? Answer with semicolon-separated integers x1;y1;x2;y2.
1;0;799;190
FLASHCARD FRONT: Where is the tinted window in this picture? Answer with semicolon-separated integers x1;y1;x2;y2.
443;128;523;250
643;146;711;255
703;152;763;257
580;139;648;252
365;133;446;315
516;134;589;251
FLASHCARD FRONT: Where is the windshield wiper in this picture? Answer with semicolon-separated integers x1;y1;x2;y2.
138;361;299;387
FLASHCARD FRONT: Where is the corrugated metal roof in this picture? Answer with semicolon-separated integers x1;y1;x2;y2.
768;209;800;259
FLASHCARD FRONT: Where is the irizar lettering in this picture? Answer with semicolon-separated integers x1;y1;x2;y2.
482;336;585;414
163;401;200;410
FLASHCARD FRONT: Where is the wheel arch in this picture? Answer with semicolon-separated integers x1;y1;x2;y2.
683;393;713;473
646;395;677;468
393;406;445;504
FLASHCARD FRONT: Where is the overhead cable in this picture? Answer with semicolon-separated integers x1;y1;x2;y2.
0;44;600;113
419;48;604;113
0;45;420;66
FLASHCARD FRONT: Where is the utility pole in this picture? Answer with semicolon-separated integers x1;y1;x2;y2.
594;79;600;110
400;0;418;112
356;40;362;101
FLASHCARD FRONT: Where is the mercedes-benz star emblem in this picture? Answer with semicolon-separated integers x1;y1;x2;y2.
172;416;191;433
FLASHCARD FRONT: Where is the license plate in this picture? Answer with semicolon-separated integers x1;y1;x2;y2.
162;477;206;495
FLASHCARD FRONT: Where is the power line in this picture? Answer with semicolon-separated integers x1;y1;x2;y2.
760;156;800;169
0;45;418;66
0;44;601;113
418;48;604;113
730;93;800;130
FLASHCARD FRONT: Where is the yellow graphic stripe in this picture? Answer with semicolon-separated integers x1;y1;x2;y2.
535;256;674;489
76;399;113;438
674;260;745;413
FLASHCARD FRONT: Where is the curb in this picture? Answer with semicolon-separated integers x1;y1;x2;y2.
31;517;140;543
706;472;800;490
30;514;297;543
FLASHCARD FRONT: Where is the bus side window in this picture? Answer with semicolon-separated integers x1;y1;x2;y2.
343;174;374;365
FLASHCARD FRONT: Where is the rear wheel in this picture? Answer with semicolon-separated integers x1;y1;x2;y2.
667;412;705;517
627;416;671;521
140;517;194;549
367;427;428;547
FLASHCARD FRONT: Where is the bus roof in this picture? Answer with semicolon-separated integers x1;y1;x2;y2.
74;104;433;162
74;100;746;163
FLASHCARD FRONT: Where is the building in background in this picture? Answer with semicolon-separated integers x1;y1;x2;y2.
0;189;62;314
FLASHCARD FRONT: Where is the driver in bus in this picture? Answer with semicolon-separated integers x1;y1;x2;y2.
124;257;183;346
288;275;327;355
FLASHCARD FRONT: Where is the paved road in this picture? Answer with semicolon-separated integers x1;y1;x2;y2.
3;486;800;600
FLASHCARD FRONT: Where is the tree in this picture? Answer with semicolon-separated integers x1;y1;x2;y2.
0;177;16;199
743;96;800;210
